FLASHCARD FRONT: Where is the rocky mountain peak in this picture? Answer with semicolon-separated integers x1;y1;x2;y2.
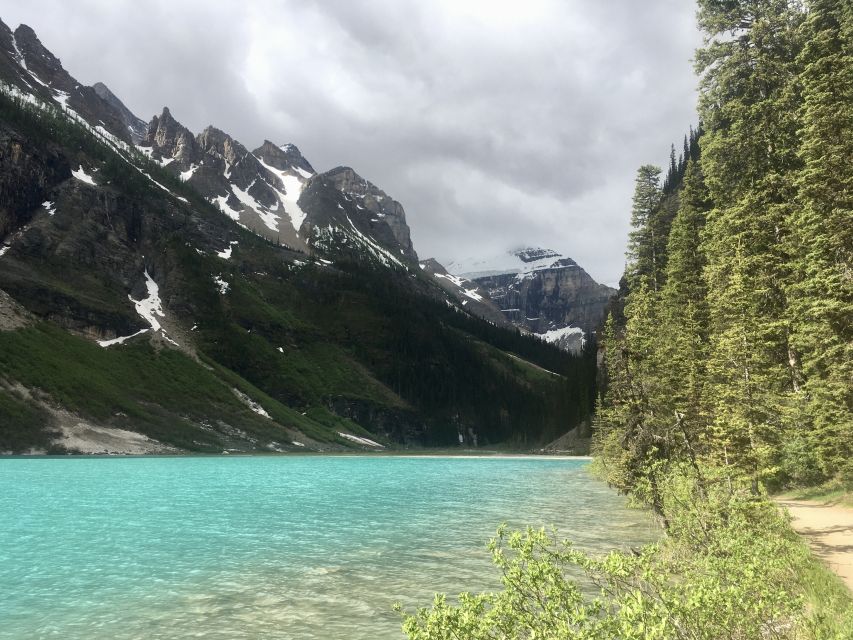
143;107;199;163
12;23;74;92
318;166;416;260
197;126;250;167
253;140;314;176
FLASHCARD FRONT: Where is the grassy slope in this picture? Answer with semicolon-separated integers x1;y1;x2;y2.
0;323;377;451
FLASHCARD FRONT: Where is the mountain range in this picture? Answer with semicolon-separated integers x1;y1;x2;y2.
0;18;608;454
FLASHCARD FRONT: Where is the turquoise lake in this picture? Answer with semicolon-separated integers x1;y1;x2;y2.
0;456;657;639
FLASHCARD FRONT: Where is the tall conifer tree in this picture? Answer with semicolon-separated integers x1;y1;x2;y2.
695;0;806;485
789;0;853;481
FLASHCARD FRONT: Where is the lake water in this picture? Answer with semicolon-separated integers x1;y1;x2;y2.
0;456;657;639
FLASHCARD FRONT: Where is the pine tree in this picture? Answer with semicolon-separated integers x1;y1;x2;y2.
626;165;664;290
695;0;806;486
788;0;853;482
658;158;712;476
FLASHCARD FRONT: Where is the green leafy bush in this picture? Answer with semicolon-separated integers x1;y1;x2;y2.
399;468;853;640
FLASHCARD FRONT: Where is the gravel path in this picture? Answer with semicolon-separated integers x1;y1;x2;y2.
778;498;853;592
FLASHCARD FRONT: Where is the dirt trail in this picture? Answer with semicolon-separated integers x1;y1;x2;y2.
777;499;853;592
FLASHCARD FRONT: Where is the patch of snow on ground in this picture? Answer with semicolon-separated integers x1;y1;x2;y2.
42;201;56;216
180;164;199;182
131;270;164;331
10;34;26;69
446;248;573;280
233;389;271;419
255;156;309;233
212;195;242;221
217;241;238;259
213;275;229;294
232;182;280;232
338;432;385;448
0;246;10;257
98;328;150;347
433;273;484;302
291;441;305;447
71;165;97;185
536;326;585;343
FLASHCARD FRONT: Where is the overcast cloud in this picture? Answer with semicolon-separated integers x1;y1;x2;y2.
1;0;701;285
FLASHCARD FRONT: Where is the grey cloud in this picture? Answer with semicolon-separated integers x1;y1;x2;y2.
1;0;700;285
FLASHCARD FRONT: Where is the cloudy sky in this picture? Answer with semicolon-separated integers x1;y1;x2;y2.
3;0;700;285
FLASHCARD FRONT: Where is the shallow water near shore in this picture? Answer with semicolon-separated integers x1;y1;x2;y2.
0;455;656;639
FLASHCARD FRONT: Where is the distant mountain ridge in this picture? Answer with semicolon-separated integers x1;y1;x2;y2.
0;19;419;266
442;248;615;352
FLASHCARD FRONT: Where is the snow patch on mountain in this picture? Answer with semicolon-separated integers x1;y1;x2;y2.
537;326;584;343
180;164;199;182
131;270;164;331
213;275;229;294
338;432;384;448
71;165;96;185
98;328;149;347
254;155;309;233
232;181;279;232
217;241;238;260
233;389;271;419
433;272;484;302
445;248;576;280
211;195;241;221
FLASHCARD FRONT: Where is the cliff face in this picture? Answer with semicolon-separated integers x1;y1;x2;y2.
445;248;615;352
474;261;614;334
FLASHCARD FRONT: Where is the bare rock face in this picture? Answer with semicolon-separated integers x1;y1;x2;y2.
445;248;615;350
321;166;417;262
254;140;314;176
143;107;201;164
0;126;69;241
476;260;614;334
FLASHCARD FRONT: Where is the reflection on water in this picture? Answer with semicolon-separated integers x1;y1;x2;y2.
0;456;657;639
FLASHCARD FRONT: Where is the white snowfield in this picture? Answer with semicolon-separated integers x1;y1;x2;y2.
445;248;575;280
233;389;271;419
217;241;238;260
338;432;385;448
180;164;199;182
132;270;165;331
98;270;179;347
432;272;484;302
231;180;280;232
211;195;242;221
254;155;311;233
71;165;97;185
97;328;149;347
536;325;584;343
